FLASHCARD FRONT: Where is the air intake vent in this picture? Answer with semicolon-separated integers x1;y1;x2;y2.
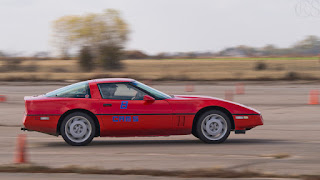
176;116;185;127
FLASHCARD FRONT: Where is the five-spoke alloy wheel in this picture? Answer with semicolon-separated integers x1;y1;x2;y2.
61;112;96;146
196;110;231;143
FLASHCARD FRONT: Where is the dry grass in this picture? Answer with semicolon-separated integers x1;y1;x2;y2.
0;58;320;81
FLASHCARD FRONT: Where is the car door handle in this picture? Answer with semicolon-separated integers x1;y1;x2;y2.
103;104;112;107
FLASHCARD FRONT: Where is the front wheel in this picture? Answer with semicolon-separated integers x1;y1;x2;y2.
60;112;96;146
196;110;231;143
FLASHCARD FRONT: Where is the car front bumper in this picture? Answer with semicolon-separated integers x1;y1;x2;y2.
233;114;264;130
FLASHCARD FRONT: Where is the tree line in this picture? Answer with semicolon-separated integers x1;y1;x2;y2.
145;35;320;59
1;9;320;72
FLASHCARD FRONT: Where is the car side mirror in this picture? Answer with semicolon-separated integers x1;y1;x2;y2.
143;95;155;101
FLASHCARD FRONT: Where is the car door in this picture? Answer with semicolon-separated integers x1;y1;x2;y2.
97;83;173;136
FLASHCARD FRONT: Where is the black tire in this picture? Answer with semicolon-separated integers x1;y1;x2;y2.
192;131;199;138
195;110;231;143
60;112;96;146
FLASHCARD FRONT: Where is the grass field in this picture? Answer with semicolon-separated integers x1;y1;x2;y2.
0;57;320;81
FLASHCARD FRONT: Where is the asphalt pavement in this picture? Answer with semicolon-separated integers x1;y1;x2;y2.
0;81;319;179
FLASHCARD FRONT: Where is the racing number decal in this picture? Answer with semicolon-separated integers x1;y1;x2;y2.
113;101;139;122
112;116;139;122
120;101;128;109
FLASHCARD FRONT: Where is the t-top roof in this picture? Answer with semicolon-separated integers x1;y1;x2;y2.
90;78;135;84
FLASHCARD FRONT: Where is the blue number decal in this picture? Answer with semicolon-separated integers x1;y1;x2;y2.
120;101;128;109
112;116;138;122
119;116;125;122
112;116;118;122
133;116;139;122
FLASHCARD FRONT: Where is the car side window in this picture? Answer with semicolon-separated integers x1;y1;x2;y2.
45;81;90;98
98;83;147;100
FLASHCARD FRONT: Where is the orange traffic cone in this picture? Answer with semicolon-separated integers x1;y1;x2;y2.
225;90;234;101
185;84;194;92
0;95;6;102
235;83;245;95
308;90;319;105
15;134;28;164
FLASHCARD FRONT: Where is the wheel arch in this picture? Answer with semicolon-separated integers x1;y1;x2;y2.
192;106;235;135
57;109;100;137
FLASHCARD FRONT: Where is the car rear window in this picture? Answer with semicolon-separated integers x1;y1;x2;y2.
45;81;91;98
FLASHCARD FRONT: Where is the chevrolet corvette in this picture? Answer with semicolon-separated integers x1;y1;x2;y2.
22;78;263;146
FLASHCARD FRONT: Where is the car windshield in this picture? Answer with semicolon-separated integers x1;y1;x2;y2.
45;81;90;98
131;81;171;99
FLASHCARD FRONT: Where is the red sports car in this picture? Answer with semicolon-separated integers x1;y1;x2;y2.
22;78;263;146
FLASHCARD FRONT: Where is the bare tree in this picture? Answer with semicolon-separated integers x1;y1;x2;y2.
52;9;129;69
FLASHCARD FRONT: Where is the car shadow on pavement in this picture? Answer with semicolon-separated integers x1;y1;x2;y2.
43;138;291;147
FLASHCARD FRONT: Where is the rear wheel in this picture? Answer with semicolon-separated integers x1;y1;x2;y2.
60;112;95;146
196;110;231;143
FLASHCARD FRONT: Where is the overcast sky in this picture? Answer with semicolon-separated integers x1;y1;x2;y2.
0;0;319;55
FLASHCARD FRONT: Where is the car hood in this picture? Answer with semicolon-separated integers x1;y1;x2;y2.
171;95;261;115
173;95;218;100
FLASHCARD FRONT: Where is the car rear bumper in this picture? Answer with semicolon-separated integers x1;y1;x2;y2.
22;114;60;135
233;114;263;130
